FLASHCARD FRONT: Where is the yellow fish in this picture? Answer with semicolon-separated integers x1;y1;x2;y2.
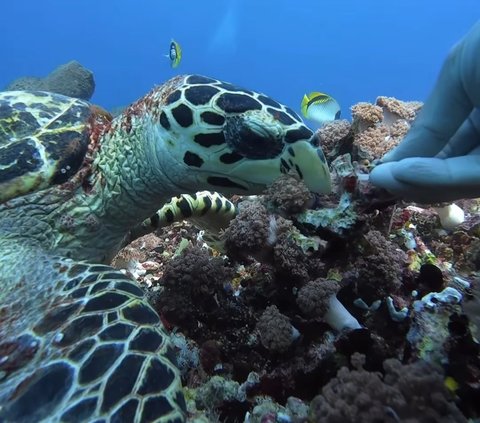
301;91;341;126
168;39;182;68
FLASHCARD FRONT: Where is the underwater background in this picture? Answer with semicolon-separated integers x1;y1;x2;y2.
1;0;479;121
2;2;480;422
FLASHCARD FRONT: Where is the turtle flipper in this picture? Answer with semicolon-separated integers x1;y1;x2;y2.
0;242;186;422
127;191;237;251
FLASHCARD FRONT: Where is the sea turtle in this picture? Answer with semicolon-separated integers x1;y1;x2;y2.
0;74;331;422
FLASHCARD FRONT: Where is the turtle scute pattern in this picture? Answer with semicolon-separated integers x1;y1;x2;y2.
0;91;94;204
0;258;185;423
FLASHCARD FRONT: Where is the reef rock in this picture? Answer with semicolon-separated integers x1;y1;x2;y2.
4;60;95;100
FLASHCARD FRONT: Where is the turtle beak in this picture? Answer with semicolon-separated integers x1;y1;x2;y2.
279;140;332;194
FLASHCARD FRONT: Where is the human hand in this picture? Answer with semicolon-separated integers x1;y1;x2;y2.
370;21;480;204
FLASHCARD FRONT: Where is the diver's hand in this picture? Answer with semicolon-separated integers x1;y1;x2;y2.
370;21;480;203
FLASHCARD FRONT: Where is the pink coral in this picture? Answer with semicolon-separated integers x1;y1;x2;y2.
349;96;422;161
354;124;393;160
315;119;352;158
351;103;384;132
376;96;422;123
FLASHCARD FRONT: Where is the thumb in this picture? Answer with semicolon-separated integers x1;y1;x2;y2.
370;155;480;203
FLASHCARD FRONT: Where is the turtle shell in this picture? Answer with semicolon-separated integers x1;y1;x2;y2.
0;91;93;203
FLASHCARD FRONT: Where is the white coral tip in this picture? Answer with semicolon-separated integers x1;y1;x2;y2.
324;295;362;331
434;203;464;230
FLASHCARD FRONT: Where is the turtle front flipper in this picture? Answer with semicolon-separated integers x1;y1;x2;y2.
0;241;186;422
127;191;237;251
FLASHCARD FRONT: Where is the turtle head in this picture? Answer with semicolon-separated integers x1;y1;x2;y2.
153;75;331;196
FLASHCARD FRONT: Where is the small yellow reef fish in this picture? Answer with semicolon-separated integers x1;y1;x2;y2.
301;91;341;126
168;39;182;68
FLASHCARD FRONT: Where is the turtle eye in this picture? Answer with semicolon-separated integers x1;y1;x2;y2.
224;115;284;160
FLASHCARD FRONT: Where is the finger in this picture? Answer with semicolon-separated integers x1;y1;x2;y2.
382;32;476;162
436;108;480;158
370;159;480;203
370;161;416;193
392;155;480;188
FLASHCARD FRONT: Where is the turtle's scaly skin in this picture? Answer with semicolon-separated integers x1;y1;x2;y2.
0;75;331;422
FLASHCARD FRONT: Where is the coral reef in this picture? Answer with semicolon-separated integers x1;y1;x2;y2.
223;201;272;261
309;353;467;423
345;229;408;302
315;95;423;164
4;60;95;100
109;94;480;422
151;246;232;333
256;305;299;353
297;279;361;331
315;119;352;159
264;174;313;215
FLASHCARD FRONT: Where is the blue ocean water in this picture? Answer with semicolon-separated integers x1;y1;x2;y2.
1;0;478;122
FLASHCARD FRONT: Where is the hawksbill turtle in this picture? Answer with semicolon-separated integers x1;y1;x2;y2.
0;74;331;422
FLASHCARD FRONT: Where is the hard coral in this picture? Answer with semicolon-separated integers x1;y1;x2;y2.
265;174;313;215
256;305;299;353
309;353;466;423
6;60;95;100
